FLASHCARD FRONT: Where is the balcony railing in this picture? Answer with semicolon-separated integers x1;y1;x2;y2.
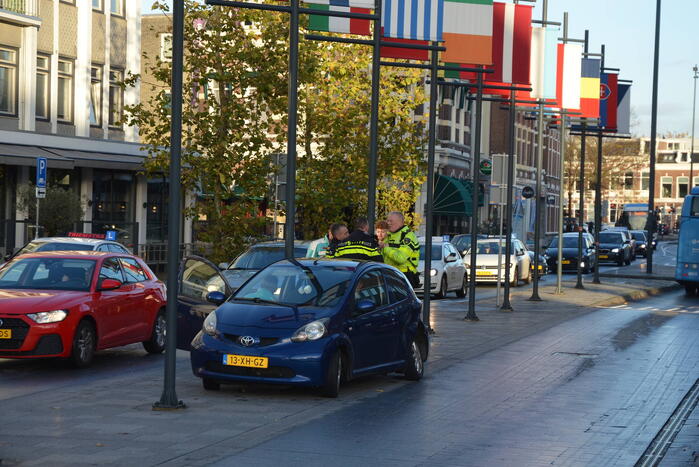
0;0;37;17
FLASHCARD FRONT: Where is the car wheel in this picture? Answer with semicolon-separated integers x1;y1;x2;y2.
203;378;220;391
403;338;424;381
143;311;166;354
70;320;96;368
320;351;342;398
455;274;467;298
511;267;519;287
524;267;531;284
436;276;448;299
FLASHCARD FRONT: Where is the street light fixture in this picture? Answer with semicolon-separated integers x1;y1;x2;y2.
690;65;698;187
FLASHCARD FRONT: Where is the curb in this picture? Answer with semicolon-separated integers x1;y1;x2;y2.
590;282;682;308
599;273;676;281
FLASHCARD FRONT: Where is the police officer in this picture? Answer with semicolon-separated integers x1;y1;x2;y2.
332;218;383;262
325;223;349;258
379;211;420;287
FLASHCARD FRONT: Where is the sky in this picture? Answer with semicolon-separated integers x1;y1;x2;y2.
142;0;699;138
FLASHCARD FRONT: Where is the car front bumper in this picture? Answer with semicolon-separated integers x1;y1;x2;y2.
0;314;69;358
190;332;336;387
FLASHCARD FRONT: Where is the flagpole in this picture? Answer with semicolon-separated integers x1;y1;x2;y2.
528;100;544;301
465;67;484;322
575;30;589;290
593;44;605;285
367;0;382;233
500;88;516;311
422;43;439;332
647;0;661;275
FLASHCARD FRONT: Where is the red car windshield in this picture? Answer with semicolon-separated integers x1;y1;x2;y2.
0;258;97;291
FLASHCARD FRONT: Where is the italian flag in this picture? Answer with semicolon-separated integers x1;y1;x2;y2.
442;0;493;65
308;4;372;36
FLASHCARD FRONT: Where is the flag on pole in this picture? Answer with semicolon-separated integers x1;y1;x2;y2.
380;35;429;60
529;26;558;100
304;0;375;7
579;58;601;119
491;2;531;84
555;43;582;110
600;72;618;130
308;5;372;35
381;0;444;42
616;83;631;134
442;0;493;65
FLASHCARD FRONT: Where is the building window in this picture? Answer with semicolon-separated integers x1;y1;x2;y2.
36;55;50;120
678;176;689;198
694;176;699;188
90;66;102;127
92;0;102;11
661;176;673;198
624;172;634;190
108;69;123;127
57;59;73;122
160;33;172;62
110;0;123;16
0;48;17;115
640;171;649;190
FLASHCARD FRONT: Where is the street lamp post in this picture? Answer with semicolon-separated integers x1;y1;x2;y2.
690;65;698;187
647;0;661;275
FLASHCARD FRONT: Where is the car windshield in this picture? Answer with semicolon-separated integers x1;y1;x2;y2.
419;245;442;260
233;262;355;307
0;258;96;291
548;237;579;248
466;242;513;255
599;233;623;243
17;241;95;255
229;246;307;270
631;232;646;241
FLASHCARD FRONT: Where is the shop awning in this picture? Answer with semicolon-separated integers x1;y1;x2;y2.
0;144;75;169
432;174;483;217
44;148;144;170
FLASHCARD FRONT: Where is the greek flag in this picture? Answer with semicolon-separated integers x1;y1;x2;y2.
382;0;444;42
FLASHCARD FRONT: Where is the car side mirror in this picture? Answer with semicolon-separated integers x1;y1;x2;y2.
445;252;457;263
206;291;226;306
217;262;228;270
624;240;630;244
516;250;524;256
355;299;376;315
99;278;122;291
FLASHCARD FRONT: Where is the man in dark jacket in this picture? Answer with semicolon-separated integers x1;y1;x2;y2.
330;218;383;262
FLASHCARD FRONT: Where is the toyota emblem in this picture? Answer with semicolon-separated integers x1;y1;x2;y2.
239;336;255;347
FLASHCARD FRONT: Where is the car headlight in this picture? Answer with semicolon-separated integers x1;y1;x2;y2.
430;269;438;277
203;312;218;336
291;318;328;343
611;248;619;253
640;244;646;248
580;261;586;267
27;310;68;324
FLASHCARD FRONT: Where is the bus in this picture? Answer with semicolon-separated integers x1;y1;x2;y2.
616;203;650;231
676;187;699;295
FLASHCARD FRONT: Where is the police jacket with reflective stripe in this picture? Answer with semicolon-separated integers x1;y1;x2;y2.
331;230;383;262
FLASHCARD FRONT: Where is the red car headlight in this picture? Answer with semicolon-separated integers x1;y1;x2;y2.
27;310;68;324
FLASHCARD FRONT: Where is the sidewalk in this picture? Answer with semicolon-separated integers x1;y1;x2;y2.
0;274;682;466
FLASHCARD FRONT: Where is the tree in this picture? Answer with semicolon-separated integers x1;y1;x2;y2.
17;184;84;237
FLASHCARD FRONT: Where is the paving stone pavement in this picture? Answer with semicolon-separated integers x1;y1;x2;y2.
0;272;692;467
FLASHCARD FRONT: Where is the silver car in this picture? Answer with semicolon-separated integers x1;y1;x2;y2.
416;239;468;299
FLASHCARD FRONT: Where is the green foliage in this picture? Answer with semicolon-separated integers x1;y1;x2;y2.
17;184;84;237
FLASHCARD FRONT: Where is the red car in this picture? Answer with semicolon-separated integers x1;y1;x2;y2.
0;251;166;367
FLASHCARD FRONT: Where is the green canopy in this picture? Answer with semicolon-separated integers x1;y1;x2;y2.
432;174;483;217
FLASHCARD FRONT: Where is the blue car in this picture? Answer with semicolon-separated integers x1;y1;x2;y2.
189;259;429;397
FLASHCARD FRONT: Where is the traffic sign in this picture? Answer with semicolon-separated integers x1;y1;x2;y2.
35;187;46;199
36;157;47;189
479;160;492;176
522;186;534;199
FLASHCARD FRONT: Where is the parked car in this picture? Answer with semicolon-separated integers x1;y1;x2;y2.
0;251;166;367
630;230;650;257
219;241;309;292
450;234;489;256
528;250;549;278
415;238;467;299
597;231;632;266
189;258;429;397
463;238;531;286
2;235;131;266
545;233;596;273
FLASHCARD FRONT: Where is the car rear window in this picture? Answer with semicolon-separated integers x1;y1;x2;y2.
230;247;307;270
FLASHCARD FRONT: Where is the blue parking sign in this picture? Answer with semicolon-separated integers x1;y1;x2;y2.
105;230;117;241
36;157;47;188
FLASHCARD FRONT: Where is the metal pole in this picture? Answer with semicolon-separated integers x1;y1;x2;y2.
366;0;382;233
528;101;544;301
285;0;300;259
575;30;589;290
555;114;565;294
647;0;661;274
465;68;484;322
593;45;605;285
496;193;504;307
690;65;698;188
422;45;439;330
500;89;516;311
154;0;185;411
35;198;39;239
273;154;279;239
